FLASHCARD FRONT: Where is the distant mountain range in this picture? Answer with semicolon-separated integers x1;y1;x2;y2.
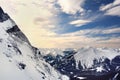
39;48;120;80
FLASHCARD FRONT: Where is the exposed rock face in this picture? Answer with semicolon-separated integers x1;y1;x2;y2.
0;7;9;22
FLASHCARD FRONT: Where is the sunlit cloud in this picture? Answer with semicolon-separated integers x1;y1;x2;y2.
69;19;91;27
57;0;85;14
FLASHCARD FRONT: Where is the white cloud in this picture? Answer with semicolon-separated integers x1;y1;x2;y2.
57;0;85;14
102;27;120;34
69;19;91;27
63;27;120;36
105;6;120;16
100;4;113;11
53;27;120;48
86;27;120;35
100;0;120;16
100;0;120;11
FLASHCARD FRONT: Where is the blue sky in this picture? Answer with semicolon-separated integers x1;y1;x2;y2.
56;0;120;33
0;0;120;48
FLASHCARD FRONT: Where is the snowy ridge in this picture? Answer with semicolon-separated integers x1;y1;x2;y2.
39;47;120;70
39;48;76;57
39;48;65;56
0;7;69;80
74;47;120;69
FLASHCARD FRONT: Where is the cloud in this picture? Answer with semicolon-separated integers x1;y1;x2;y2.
105;6;120;16
69;19;91;27
63;27;120;36
57;0;85;14
95;37;120;48
52;27;120;48
100;0;120;16
102;27;120;34
36;31;120;48
35;35;100;48
23;25;120;48
86;27;120;35
0;0;120;48
100;0;120;11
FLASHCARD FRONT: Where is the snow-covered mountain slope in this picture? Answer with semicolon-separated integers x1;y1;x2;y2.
0;7;69;80
74;47;120;69
39;47;120;80
39;47;120;69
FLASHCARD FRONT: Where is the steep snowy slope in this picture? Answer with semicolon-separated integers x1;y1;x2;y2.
0;7;69;80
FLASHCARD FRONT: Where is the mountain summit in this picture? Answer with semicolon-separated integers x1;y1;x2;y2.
0;7;9;22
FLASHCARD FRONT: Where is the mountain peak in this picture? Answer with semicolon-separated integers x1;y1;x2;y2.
0;7;9;22
0;7;4;14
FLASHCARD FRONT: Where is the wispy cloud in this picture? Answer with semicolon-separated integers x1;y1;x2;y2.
100;0;120;16
105;6;120;16
36;27;120;48
62;27;120;37
69;19;91;27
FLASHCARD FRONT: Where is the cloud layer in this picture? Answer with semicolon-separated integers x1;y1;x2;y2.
0;0;120;48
